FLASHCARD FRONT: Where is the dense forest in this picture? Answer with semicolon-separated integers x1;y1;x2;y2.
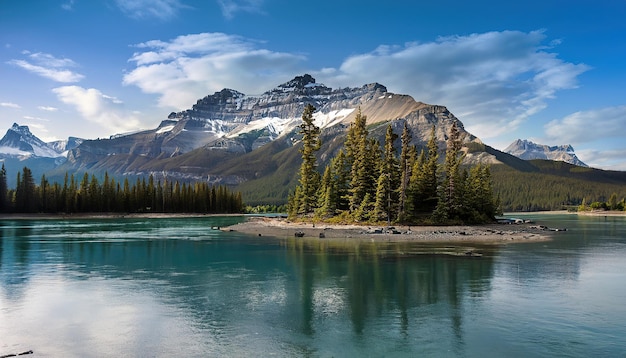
491;161;626;212
0;164;244;214
288;105;499;224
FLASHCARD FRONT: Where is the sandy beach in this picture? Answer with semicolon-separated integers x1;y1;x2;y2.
222;216;555;244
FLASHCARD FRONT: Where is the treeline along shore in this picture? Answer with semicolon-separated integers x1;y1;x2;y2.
0;165;244;214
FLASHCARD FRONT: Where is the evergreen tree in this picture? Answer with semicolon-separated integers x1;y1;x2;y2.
434;122;465;223
289;104;321;217
347;108;371;212
15;167;36;213
331;150;351;212
316;165;337;218
407;127;439;217
0;164;7;212
373;124;400;223
397;122;415;220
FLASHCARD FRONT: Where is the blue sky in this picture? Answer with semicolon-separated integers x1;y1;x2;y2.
1;0;625;170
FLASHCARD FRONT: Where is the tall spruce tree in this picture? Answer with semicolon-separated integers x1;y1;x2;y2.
15;167;36;213
373;124;400;223
434;122;465;223
397;122;415;220
407;126;439;217
346;108;370;212
289;104;321;217
0;164;7;212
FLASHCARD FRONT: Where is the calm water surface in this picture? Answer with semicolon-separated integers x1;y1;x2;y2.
1;214;625;357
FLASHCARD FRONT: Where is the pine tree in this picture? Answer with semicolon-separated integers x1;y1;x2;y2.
15;167;36;213
347;108;371;212
289;104;321;217
331;150;351;212
434;122;465;223
407;127;439;217
316;165;337;218
397;122;415;220
0;164;7;212
373;124;400;223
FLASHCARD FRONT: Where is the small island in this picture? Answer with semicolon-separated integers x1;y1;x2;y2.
223;216;552;244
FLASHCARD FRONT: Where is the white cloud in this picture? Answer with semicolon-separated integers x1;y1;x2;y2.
23;116;49;122
124;32;305;109
1;102;21;109
577;148;626;171
123;30;588;143
52;86;141;134
317;30;589;140
217;0;264;19
8;52;84;83
28;52;79;68
62;0;75;11
38;106;59;112
114;0;188;20
545;106;626;144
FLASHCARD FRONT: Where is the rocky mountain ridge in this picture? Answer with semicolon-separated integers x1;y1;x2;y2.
504;139;588;167
58;74;482;180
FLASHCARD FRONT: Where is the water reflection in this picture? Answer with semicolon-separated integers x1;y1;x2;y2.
1;215;625;357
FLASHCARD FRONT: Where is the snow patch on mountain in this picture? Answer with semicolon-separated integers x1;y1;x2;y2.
504;139;588;167
226;116;293;139
0;123;65;158
156;125;175;134
314;108;355;128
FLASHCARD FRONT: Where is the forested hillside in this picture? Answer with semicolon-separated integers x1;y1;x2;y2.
491;161;626;211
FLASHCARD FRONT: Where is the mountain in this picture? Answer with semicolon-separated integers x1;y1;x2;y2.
57;74;488;185
3;75;623;210
0;123;65;158
504;139;588;167
0;123;85;187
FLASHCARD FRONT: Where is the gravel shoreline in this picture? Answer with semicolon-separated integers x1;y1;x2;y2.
222;217;553;244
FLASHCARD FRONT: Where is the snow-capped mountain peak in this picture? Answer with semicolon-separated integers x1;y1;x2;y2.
0;123;65;158
504;139;588;167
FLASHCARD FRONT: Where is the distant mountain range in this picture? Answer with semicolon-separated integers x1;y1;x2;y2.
0;74;623;209
504;139;587;167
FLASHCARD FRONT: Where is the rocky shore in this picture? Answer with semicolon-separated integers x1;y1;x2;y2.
222;216;553;244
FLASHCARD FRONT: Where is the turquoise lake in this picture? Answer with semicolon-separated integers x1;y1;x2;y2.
1;214;625;357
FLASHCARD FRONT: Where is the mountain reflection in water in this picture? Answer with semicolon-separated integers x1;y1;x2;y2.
1;215;625;357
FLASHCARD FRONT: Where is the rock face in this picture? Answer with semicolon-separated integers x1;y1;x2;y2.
504;139;588;167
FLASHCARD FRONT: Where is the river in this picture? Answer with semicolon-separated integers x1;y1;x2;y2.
1;214;624;357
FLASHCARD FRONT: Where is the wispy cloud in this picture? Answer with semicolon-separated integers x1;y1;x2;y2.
217;0;264;19
61;0;75;11
38;106;59;112
8;52;84;83
23;116;49;122
545;106;626;144
1;102;21;109
123;30;588;144
577;148;626;171
124;32;305;108
114;0;188;20
318;30;589;140
53;86;141;134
